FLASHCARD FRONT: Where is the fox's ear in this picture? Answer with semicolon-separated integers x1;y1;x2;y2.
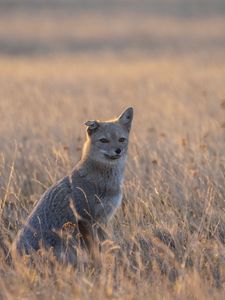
117;107;133;131
84;120;99;135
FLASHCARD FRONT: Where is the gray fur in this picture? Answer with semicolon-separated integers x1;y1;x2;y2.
14;107;133;263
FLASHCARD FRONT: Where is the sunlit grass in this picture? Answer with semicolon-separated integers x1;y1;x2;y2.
0;51;224;299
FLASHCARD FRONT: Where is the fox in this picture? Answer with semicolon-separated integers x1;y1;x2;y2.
14;107;133;264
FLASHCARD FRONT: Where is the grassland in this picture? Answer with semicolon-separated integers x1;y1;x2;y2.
0;1;225;299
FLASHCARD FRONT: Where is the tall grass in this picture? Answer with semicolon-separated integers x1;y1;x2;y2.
0;54;224;299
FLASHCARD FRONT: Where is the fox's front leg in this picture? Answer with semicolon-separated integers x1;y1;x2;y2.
96;224;108;242
77;220;100;262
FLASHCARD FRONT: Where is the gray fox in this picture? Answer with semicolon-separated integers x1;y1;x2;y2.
14;107;133;263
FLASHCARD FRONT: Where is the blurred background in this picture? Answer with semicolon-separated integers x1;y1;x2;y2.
0;0;225;157
0;0;225;58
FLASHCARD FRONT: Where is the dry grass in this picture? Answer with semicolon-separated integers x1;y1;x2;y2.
0;1;225;299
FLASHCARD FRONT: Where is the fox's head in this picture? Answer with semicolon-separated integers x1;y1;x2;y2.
83;107;133;165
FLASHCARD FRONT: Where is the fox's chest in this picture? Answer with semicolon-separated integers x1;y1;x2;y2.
95;191;123;224
107;192;123;212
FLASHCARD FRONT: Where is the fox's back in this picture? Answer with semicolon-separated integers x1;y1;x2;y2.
15;176;75;254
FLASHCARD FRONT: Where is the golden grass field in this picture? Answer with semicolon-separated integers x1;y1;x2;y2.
0;1;225;299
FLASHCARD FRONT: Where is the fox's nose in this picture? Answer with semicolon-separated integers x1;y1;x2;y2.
115;148;121;155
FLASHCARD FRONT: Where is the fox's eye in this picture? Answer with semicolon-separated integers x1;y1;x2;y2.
119;137;126;143
99;138;110;143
